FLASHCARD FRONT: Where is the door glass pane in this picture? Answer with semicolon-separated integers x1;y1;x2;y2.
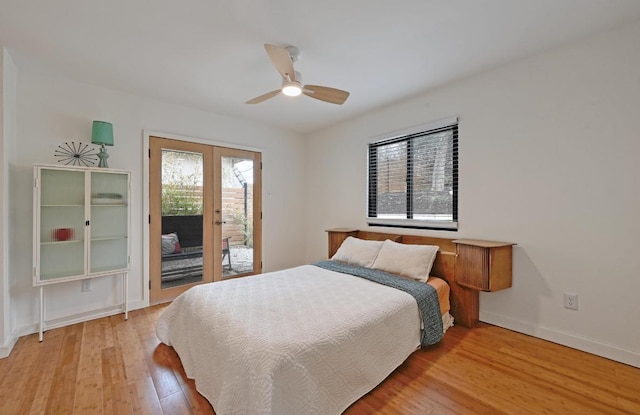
221;157;254;278
90;171;129;274
161;150;204;289
39;169;85;280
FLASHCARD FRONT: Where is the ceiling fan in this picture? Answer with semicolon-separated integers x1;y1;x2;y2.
246;44;350;105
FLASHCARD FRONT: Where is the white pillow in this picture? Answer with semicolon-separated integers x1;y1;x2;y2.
331;236;383;268
161;233;180;255
371;239;439;283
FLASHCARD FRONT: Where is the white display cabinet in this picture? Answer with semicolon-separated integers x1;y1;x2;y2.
33;164;131;340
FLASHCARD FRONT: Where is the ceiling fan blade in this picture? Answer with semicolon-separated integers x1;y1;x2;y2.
302;85;350;105
246;89;281;104
264;44;296;82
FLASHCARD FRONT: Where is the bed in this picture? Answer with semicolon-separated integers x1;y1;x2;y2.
156;230;479;415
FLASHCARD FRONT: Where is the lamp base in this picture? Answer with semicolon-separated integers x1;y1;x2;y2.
97;145;110;168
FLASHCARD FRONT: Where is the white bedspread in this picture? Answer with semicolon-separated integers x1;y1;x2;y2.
156;264;422;415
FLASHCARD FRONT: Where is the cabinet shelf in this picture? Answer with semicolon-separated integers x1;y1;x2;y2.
91;236;127;242
39;271;85;282
91;265;128;274
40;239;84;245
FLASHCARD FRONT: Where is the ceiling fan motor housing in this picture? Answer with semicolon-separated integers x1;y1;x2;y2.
285;46;300;62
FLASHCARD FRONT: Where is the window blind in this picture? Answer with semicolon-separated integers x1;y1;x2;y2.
368;120;458;230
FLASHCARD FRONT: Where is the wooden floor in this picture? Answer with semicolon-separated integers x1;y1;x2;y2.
0;304;638;415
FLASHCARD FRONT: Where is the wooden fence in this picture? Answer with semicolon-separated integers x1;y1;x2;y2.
162;185;253;246
222;186;253;246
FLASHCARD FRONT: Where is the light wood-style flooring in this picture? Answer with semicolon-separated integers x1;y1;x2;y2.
0;304;638;414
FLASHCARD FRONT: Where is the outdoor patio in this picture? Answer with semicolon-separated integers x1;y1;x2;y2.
161;245;254;289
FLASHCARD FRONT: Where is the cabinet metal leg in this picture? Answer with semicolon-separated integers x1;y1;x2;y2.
39;286;44;342
123;272;128;320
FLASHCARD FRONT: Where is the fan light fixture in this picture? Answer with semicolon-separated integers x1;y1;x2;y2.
281;81;302;97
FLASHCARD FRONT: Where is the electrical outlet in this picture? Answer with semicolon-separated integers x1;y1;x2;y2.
564;292;578;310
81;279;92;292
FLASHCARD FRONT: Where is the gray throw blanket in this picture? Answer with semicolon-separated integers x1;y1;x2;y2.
313;260;444;347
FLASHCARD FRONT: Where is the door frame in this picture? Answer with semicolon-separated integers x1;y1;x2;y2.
212;146;262;282
149;137;214;303
143;131;263;305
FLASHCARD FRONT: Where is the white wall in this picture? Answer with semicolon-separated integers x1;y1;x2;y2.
10;72;307;338
305;21;640;367
0;48;18;357
0;47;6;354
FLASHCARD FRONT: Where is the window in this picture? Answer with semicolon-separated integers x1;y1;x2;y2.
367;117;458;230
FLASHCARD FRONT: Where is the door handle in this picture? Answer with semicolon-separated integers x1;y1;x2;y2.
215;220;226;225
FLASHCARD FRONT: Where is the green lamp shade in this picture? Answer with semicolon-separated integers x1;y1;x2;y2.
91;121;114;146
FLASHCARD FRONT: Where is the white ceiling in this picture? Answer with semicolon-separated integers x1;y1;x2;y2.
2;0;640;134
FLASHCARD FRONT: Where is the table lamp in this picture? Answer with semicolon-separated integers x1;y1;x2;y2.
91;121;114;168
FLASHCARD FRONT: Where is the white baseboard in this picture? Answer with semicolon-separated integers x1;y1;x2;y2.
44;306;127;331
6;304;636;369
128;299;148;312
3;299;150;358
0;332;18;359
480;311;640;368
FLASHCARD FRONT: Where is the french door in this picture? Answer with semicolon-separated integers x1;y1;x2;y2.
149;137;262;303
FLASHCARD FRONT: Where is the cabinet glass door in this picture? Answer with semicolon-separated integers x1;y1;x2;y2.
39;169;86;280
89;171;129;274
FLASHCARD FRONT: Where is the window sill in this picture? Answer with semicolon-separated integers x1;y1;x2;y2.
367;218;458;231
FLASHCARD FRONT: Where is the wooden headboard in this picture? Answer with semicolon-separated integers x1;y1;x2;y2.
327;229;479;328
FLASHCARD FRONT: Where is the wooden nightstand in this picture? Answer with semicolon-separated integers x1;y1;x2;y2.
453;239;516;292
